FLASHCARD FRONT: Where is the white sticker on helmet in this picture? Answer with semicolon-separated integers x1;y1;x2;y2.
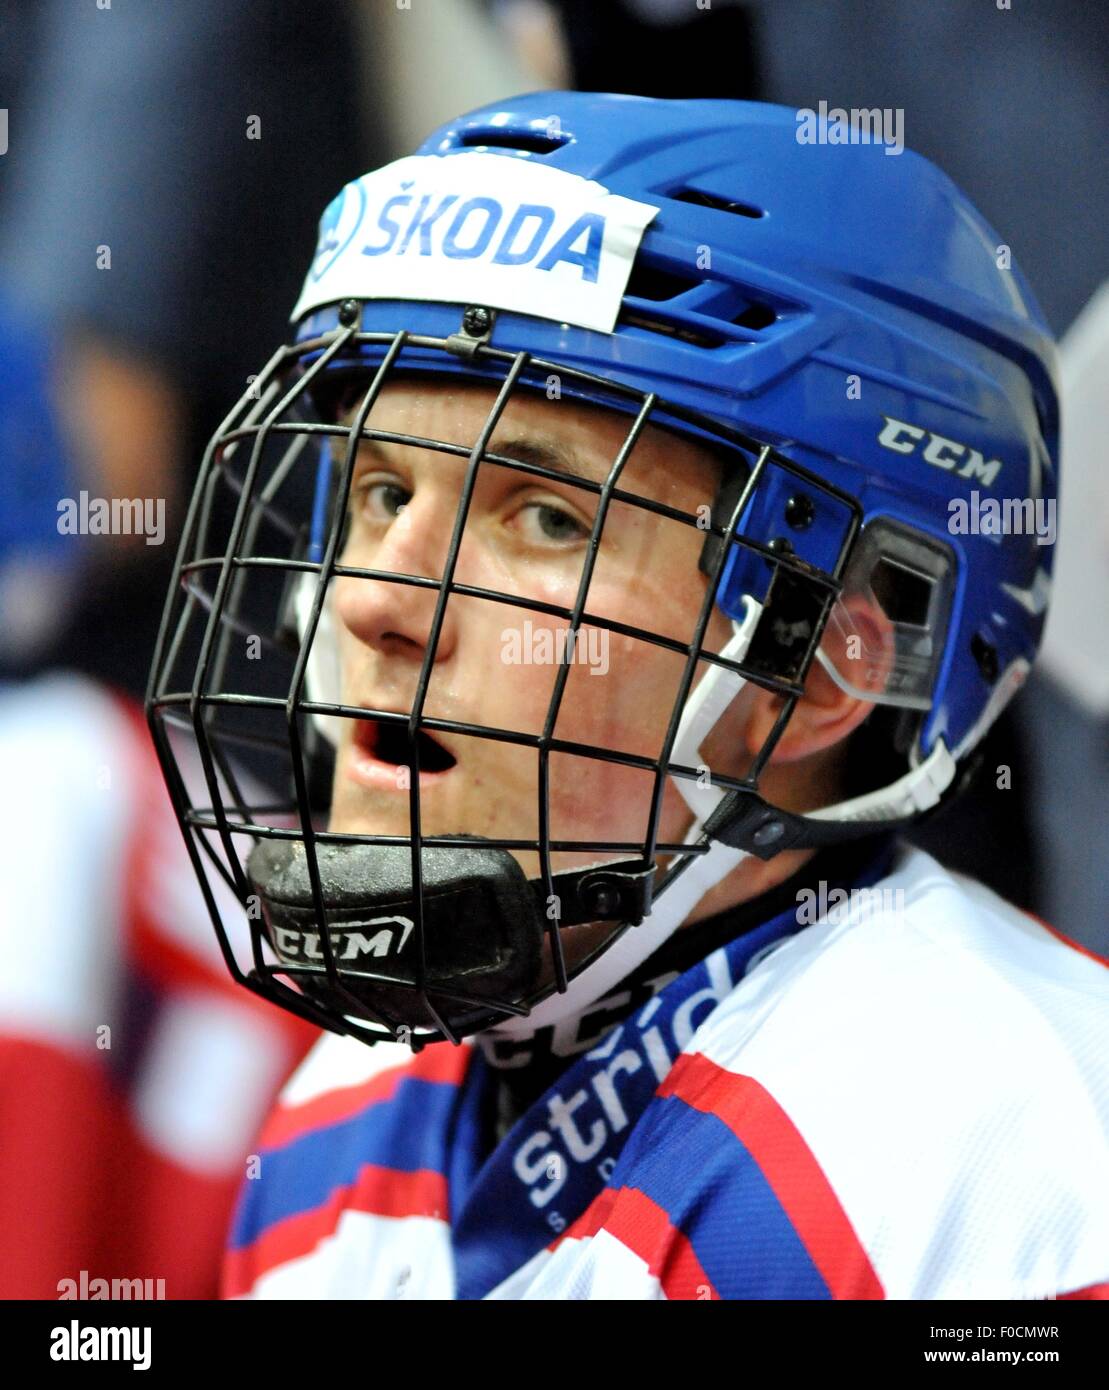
291;153;659;333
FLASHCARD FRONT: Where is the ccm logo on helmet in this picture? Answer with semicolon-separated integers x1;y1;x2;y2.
273;917;415;964
878;415;1002;487
360;194;606;282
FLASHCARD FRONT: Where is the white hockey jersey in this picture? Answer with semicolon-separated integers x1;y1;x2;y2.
224;843;1109;1300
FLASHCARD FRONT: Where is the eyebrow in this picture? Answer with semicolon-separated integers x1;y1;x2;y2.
489;433;608;489
341;425;609;490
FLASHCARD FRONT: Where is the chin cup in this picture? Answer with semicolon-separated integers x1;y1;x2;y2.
245;837;654;1038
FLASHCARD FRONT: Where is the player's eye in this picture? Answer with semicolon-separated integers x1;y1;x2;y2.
353;477;411;522
514;499;590;547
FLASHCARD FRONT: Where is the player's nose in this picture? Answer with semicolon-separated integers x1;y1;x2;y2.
333;486;461;665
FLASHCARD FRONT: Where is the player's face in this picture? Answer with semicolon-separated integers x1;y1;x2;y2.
327;379;735;883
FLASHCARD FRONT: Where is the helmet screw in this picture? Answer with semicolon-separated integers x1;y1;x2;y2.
583;876;620;918
462;304;492;337
785;495;815;530
752;819;786;847
338;299;360;327
768;536;794;556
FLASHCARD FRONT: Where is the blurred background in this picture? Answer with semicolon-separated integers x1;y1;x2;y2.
0;0;1105;1298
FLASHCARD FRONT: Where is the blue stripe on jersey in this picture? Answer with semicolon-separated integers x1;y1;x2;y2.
228;1075;463;1250
612;1091;832;1299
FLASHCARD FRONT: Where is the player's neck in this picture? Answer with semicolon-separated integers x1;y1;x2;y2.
681;741;846;927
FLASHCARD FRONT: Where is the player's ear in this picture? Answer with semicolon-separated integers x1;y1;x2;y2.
742;594;895;764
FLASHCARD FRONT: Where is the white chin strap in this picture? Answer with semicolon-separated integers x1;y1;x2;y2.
486;598;764;1039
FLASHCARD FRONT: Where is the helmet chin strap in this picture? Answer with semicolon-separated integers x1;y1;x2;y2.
484;830;752;1039
485;599;763;1039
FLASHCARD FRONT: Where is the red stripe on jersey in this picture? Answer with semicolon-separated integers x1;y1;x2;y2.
222;1163;449;1297
602;1185;719;1300
260;1043;471;1150
659;1052;884;1300
1057;1281;1109;1299
549;1186;618;1249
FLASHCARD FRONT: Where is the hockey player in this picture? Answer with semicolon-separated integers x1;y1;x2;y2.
146;93;1109;1300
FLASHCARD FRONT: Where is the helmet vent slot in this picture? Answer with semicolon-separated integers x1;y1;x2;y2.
455;127;568;156
624;261;700;302
671;187;765;220
616;310;728;349
732;300;778;330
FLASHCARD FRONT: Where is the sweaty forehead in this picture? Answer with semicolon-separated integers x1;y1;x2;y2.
344;378;726;507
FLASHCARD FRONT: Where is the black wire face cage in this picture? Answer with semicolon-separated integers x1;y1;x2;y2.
145;317;864;1049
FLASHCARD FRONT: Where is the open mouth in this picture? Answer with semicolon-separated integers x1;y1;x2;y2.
354;717;458;775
